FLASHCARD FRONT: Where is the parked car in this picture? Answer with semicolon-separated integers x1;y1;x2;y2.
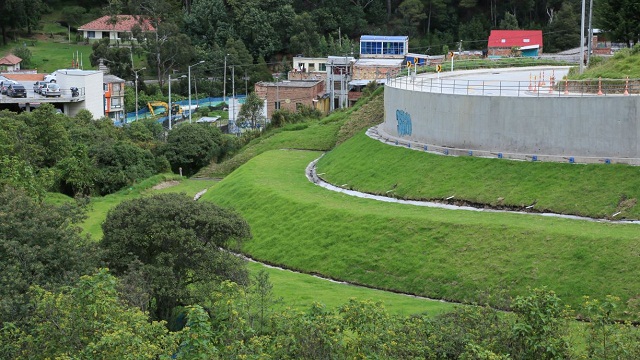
33;81;48;94
44;69;76;83
7;83;27;98
0;80;18;95
41;83;61;97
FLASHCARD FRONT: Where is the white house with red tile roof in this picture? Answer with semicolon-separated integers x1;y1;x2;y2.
78;15;155;42
487;30;543;57
0;54;22;71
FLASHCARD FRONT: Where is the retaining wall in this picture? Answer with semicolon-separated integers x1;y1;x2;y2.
383;78;640;163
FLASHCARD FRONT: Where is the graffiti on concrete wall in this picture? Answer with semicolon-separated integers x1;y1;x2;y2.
396;109;412;136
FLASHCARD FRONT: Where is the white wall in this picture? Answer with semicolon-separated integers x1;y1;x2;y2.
57;70;105;119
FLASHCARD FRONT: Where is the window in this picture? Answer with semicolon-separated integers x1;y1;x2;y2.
523;38;530;43
275;101;281;110
111;97;122;108
501;39;506;43
88;31;95;38
112;83;121;92
309;63;315;71
103;83;108;92
319;63;326;71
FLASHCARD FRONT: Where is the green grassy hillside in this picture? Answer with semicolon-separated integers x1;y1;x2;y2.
204;149;640;316
317;132;640;220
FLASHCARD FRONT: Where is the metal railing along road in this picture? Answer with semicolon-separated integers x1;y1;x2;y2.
387;75;640;97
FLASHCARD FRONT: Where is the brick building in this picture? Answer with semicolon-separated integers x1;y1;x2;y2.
254;79;325;119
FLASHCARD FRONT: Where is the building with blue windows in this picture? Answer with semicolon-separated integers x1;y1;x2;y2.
360;35;408;59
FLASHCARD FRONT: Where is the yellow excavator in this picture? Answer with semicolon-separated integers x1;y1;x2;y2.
147;101;183;117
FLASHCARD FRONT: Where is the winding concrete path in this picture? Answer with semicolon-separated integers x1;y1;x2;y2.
305;152;640;225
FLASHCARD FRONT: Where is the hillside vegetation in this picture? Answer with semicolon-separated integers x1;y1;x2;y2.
205;149;640;316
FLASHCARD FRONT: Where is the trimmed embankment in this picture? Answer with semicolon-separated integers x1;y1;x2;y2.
203;149;640;316
317;131;640;220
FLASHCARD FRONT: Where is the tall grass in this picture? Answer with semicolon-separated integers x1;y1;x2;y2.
204;149;640;316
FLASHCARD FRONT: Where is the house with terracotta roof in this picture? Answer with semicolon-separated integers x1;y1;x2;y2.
78;15;155;42
0;54;22;71
488;30;543;57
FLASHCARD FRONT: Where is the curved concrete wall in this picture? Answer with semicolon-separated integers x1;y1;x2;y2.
383;81;640;161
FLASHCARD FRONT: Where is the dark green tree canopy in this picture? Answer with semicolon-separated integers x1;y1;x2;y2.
100;193;252;320
0;187;98;325
161;123;231;177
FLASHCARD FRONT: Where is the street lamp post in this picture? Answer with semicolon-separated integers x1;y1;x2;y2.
188;60;205;123
133;67;146;122
223;53;229;104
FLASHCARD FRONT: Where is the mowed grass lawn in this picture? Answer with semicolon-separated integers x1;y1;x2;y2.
0;40;94;74
317;132;640;220
60;175;451;316
203;149;640;317
200;116;345;177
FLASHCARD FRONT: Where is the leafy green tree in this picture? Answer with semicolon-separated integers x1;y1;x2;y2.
596;0;640;47
0;156;53;200
237;91;265;129
100;193;252;321
0;269;179;359
61;5;88;29
89;38;135;80
227;0;295;58
289;12;323;57
512;287;571;359
0;187;98;325
22;104;71;169
161;123;227;176
91;140;158;195
545;2;581;53
139;22;195;88
183;0;234;48
12;46;31;68
500;11;519;29
396;0;427;36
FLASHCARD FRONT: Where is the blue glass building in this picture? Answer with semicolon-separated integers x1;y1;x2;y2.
360;35;409;58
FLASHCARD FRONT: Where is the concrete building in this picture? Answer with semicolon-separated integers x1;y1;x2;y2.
103;75;126;122
289;57;328;82
78;15;155;42
254;79;325;119
56;70;105;119
488;30;543;57
0;54;22;71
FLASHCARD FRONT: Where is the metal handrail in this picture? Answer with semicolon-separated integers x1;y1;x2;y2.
387;76;638;97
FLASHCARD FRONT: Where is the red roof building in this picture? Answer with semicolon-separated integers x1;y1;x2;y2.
78;15;155;42
0;54;22;71
488;30;543;57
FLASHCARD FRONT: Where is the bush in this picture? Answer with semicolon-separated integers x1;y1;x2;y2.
161;123;232;176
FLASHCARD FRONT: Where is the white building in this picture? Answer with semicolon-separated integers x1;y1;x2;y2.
56;70;105;119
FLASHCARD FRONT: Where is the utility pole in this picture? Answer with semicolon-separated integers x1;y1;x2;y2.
223;54;229;103
231;66;235;132
587;0;594;68
579;0;586;74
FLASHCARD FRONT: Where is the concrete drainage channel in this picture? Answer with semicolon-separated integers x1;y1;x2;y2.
305;155;640;225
